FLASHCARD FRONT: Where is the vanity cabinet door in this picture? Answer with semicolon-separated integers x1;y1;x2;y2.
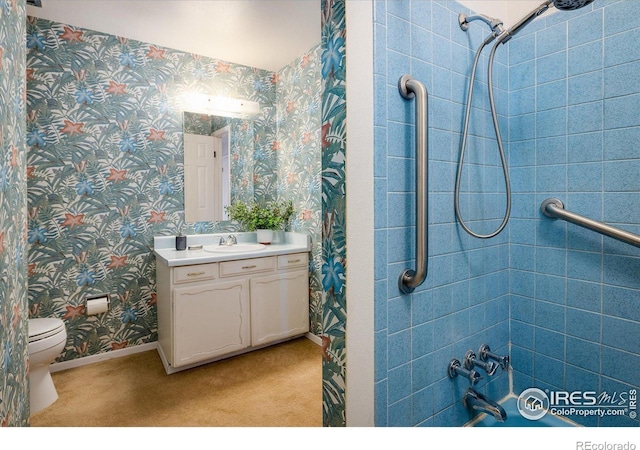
172;279;250;367
250;270;309;346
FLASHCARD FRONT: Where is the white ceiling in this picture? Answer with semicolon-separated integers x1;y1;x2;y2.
26;0;321;72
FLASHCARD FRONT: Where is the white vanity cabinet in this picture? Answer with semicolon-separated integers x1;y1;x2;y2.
156;251;309;374
172;277;250;367
250;254;310;346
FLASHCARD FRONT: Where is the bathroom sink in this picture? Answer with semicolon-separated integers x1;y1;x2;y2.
203;243;266;253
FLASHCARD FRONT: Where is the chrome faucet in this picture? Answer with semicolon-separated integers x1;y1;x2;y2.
463;388;507;422
219;234;237;246
478;344;510;371
464;350;498;376
448;358;482;386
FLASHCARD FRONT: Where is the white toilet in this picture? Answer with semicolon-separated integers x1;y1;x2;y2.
28;318;67;414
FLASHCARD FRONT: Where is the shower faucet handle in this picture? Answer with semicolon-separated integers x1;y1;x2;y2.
478;344;510;371
464;350;498;377
448;358;482;386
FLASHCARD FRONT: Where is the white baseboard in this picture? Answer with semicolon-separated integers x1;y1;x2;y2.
305;332;322;346
50;342;158;373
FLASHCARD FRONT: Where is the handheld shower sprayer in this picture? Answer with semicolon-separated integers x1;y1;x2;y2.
496;1;551;44
497;0;596;44
553;0;596;10
460;0;596;43
454;0;595;240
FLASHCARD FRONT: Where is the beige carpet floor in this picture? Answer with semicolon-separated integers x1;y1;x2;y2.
30;337;322;427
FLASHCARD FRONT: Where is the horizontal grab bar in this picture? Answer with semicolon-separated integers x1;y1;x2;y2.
541;198;640;249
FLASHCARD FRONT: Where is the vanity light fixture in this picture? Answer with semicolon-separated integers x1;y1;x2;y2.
185;93;260;118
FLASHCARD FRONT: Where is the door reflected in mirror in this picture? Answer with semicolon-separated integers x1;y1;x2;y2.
184;130;229;222
183;111;257;223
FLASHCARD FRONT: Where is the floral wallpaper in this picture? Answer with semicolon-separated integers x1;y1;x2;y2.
253;105;279;203
0;0;28;426
276;45;323;336
320;0;347;427
26;18;322;364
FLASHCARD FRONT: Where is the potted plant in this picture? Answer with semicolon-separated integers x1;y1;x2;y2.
225;199;294;244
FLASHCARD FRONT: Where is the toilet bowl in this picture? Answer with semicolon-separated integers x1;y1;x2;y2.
28;318;66;414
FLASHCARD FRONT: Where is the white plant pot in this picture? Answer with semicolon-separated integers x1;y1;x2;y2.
271;229;285;244
256;229;274;244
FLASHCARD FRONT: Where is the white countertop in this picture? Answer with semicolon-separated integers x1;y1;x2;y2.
154;232;311;267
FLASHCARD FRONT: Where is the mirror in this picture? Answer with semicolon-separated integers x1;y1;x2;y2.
183;112;255;222
180;41;322;230
182;93;281;226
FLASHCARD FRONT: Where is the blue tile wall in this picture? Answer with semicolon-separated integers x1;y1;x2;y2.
374;0;639;428
373;0;510;427
507;0;640;427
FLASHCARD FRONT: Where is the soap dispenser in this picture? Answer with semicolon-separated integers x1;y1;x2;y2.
175;232;186;251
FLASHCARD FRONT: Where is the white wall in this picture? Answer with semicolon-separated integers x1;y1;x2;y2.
345;0;375;427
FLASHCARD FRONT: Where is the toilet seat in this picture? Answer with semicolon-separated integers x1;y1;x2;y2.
29;318;65;343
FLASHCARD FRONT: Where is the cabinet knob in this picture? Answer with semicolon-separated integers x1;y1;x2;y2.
187;271;206;277
241;265;257;270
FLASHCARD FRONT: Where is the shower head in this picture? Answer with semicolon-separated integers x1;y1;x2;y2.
552;0;595;11
496;0;594;44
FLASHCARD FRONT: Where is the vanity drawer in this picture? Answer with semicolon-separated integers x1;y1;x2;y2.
278;253;308;270
173;263;217;284
220;257;276;277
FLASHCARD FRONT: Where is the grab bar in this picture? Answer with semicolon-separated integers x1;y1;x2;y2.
541;198;640;248
398;75;429;294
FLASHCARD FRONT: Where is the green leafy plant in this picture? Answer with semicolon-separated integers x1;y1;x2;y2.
225;200;294;231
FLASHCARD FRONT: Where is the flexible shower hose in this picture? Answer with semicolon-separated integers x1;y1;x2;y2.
454;34;511;239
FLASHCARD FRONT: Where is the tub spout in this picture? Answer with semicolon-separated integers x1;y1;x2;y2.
463;388;507;422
